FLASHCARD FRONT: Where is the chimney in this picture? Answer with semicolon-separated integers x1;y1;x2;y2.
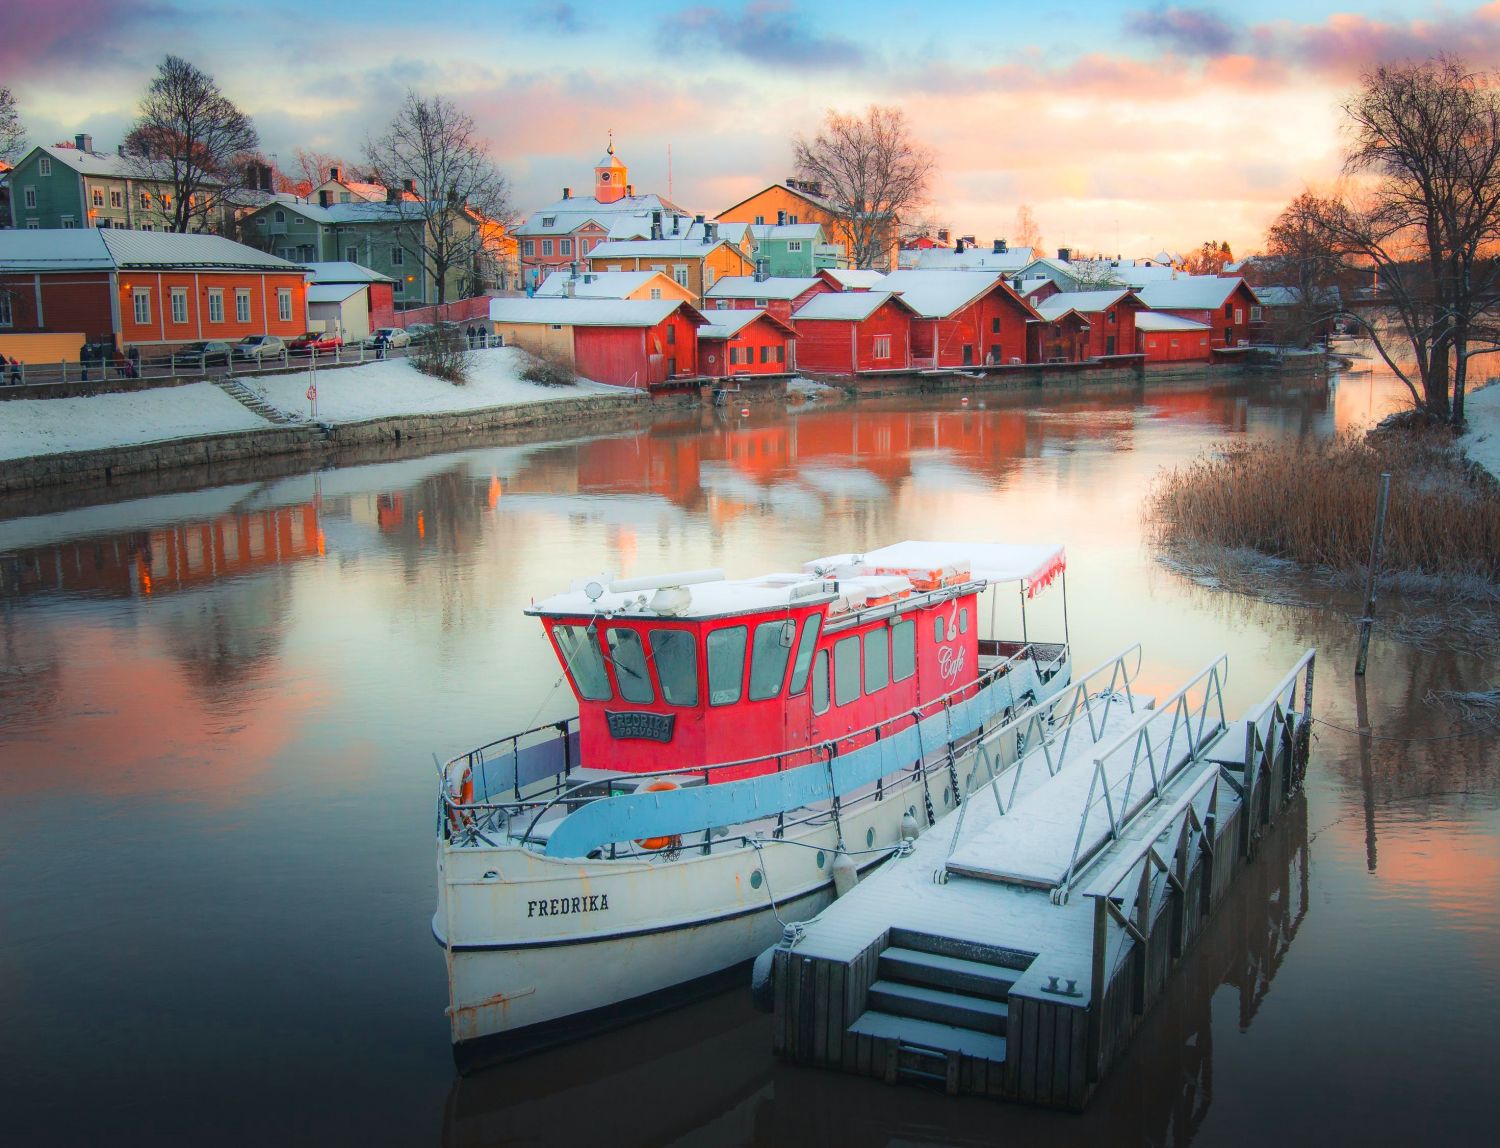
318;189;331;207
694;213;705;225
385;186;398;204
707;222;718;242
994;238;1007;254
565;278;576;298
402;178;416;195
1058;247;1072;262
961;234;975;246
777;210;786;226
625;184;633;197
937;228;949;243
562;186;571;200
755;258;769;283
75;133;93;153
569;261;579;278
329;165;341;183
117;143;125;157
955;238;966;253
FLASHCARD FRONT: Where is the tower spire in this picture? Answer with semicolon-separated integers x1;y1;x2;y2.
607;128;614;157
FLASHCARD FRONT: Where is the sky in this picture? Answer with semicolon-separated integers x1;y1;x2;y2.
5;1;1499;257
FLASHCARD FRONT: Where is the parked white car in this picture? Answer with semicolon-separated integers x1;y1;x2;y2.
366;327;412;348
233;335;287;361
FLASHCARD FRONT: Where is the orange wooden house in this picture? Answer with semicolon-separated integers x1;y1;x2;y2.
587;230;752;305
717;180;900;271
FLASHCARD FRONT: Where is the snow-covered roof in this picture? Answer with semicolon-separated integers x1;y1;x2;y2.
530;570;837;622
1135;312;1210;332
821;268;884;290
707;275;821;300
1251;284;1341;308
24;144;221;185
806;540;1066;593
875;269;1027;319
748;223;824;241
794;291;910;321
536;270;674;298
258;198;426;226
1033;289;1135;319
489;297;704;327
698;309;795;340
307;283;365;304
589;237;744;260
0;229;302;272
1137;276;1245;310
910;246;1034;272
305;261;394;284
517;192;687;234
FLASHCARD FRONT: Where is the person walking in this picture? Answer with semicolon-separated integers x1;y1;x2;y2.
10;356;23;386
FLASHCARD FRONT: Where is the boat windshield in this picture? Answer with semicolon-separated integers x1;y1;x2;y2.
707;626;748;706
748;620;795;701
649;629;698;706
892;617;916;681
554;624;612;701
606;628;654;704
787;614;822;696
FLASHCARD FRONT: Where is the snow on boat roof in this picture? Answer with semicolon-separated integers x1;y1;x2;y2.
807;540;1066;593
529;572;838;620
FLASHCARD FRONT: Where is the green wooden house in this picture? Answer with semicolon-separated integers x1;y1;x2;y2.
748;222;846;277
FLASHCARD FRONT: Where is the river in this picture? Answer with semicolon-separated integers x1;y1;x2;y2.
1;366;1496;1146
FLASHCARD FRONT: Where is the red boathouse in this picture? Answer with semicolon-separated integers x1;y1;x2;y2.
791;290;917;374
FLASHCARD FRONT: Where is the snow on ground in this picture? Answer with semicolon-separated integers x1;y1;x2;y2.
0;382;268;461
787;376;837;396
1464;381;1500;485
254;347;625;423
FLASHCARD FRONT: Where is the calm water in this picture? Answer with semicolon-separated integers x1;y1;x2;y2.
2;369;1496;1147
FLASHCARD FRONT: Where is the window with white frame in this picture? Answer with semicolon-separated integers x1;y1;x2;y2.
786;240;802;252
0;293;12;327
23;187;35;209
170;288;188;324
674;266;689;286
872;334;891;360
391;247;403;265
274;209;285;224
541;239;553;257
39;157;51;176
133;289;152;325
650;288;662;300
1250;305;1263;322
346;246;358;263
754;215;765;225
392;279;404;296
25;220;39;229
61;217;75;228
522;239;535;257
1234;308;1244;323
140;191;152;209
236;289;251;323
754;298;768;307
559;239;573;255
92;187;105;207
207;289;224;322
110;189;123;208
277;287;292;321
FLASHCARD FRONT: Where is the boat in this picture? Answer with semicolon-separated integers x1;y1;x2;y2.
433;540;1074;1066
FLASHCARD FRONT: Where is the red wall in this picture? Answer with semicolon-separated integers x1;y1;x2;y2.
700;316;793;376
1078;296;1141;358
0;272;114;342
1158;283;1258;349
574;312;699;386
716;281;829;323
368;282;396;330
1138;327;1212;361
911;286;1032;368
794;298;912;373
1031;316;1091;362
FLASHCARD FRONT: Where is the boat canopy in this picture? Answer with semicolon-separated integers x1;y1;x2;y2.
807;540;1066;598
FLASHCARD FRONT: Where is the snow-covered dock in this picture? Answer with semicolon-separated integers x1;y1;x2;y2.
764;647;1315;1109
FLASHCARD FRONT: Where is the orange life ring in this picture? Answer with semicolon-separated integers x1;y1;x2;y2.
447;765;475;837
635;779;682;851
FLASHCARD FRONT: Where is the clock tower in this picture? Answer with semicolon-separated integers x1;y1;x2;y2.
594;134;628;204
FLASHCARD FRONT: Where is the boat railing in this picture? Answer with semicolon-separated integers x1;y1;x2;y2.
942;644;1145;864
439;640;1056;848
1054;654;1230;902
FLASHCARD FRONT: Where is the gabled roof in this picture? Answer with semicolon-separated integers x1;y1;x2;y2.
1040;307;1092;328
876;269;1041;320
910;246;1033;272
717;181;840;219
535;270;677;298
489;297;708;328
818;268;884;290
707;275;822;300
304;261;395;284
1251;284;1342;308
307;283;366;304
1135;312;1211;332
0;229;303;272
588;237;747;260
518;192;688;233
21;144;222;186
1137;276;1248;311
698;308;798;340
1033;289;1139;320
794;290;916;321
748;223;824;241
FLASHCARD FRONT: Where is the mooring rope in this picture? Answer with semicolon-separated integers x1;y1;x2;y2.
1312;716;1500;743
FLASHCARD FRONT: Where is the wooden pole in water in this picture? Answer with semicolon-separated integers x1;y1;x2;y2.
1354;472;1391;676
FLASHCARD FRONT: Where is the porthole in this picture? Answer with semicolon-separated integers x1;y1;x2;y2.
942;786;952;807
866;827;876;847
750;869;763;889
816;850;826;869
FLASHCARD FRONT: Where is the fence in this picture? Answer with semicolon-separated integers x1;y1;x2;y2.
391;296;493;328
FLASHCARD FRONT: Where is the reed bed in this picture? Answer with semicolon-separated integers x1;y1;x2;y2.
1148;431;1500;585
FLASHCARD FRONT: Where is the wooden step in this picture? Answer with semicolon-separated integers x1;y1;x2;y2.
849;1009;1007;1062
879;946;1021;1001
889;927;1035;970
868;979;1009;1034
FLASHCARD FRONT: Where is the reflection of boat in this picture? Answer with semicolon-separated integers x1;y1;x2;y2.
432;540;1074;1065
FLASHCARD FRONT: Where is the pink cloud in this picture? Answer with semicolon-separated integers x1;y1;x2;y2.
0;1;177;82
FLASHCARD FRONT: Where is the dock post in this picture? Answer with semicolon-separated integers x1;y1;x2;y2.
1355;473;1391;676
1087;894;1106;1081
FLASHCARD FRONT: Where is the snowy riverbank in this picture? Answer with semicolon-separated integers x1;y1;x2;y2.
0;349;627;462
1465;382;1500;486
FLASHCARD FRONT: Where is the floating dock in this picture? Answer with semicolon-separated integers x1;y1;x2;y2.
765;647;1314;1109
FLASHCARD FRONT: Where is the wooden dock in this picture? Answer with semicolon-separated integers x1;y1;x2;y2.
765;648;1314;1109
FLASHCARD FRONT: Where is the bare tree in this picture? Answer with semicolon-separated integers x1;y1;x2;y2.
1262;192;1346;347
1068;255;1127;290
1012;203;1043;253
793;106;934;270
125;55;258;233
0;87;24;165
292;147;354;195
365;91;512;308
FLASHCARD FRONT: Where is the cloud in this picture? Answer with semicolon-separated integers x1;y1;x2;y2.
1124;6;1240;57
0;1;183;82
664;1;867;69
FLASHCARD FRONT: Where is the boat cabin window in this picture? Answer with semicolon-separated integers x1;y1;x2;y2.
649;629;698;706
959;608;969;635
864;627;889;693
787;615;823;696
554;624;612;701
605;628;654;704
749;619;794;701
892;618;916;681
812;649;830;713
707;626;748;706
834;635;861;706
933;616;945;643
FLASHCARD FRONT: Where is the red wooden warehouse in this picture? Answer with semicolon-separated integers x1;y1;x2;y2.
490;297;708;386
876;270;1039;368
1029;307;1092;363
1137;277;1260;350
697;309;797;377
1135;312;1213;361
1033;288;1144;359
790;290;917;374
704;275;829;324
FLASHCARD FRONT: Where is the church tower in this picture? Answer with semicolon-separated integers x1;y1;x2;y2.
594;133;628;204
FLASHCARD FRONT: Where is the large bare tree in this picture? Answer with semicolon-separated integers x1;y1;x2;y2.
1262;192;1346;348
125;56;258;233
0;87;24;166
1012;204;1043;254
365;91;511;308
793;106;934;270
1292;56;1500;424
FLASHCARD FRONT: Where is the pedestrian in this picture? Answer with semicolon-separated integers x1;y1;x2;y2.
375;333;388;360
8;356;21;386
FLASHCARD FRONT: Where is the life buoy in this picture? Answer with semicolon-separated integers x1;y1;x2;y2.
447;764;475;837
635;778;682;851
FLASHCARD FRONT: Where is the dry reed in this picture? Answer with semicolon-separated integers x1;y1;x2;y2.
1147;431;1500;585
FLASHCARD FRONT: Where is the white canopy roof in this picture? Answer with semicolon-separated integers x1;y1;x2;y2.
807;540;1066;594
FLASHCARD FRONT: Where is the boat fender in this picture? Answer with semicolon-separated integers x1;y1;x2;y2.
635;779;682;851
750;944;777;1013
900;811;920;842
831;850;858;898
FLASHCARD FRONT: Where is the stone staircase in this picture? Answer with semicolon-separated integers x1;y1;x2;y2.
214;376;301;425
847;929;1034;1090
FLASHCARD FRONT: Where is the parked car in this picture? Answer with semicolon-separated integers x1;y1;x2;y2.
233;335;287;361
171;341;235;368
365;327;412;348
287;331;343;354
404;323;435;344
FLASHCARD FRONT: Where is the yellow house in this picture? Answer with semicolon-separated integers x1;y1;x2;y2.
716;180;900;271
534;268;694;302
587;235;753;304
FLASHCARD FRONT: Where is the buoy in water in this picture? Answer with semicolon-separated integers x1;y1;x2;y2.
740;406;750;416
960;396;969;405
831;849;858;897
